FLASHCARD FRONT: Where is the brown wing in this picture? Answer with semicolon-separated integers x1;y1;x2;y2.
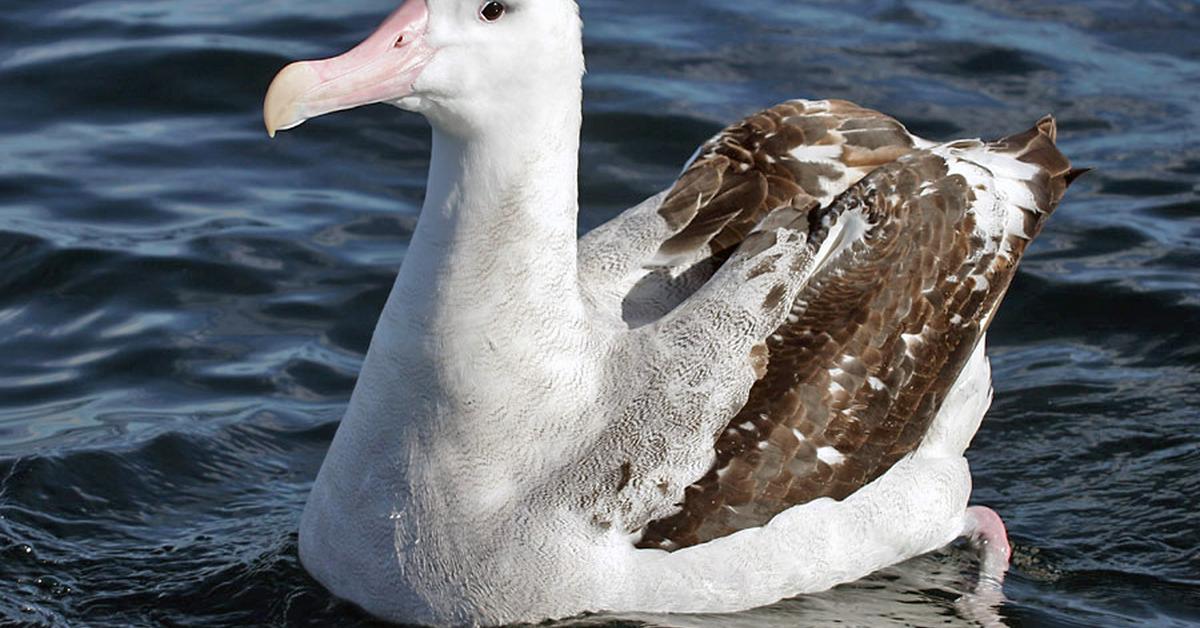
637;117;1078;550
653;99;921;266
616;100;922;326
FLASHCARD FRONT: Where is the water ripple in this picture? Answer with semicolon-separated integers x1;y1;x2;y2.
1;0;1197;626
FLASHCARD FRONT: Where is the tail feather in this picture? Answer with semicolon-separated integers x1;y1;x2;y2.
994;115;1082;211
1065;167;1093;186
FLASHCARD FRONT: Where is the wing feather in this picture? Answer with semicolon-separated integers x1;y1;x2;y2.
602;100;923;326
636;117;1076;550
655;100;922;267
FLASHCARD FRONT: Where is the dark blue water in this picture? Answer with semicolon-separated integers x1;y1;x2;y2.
1;1;1197;626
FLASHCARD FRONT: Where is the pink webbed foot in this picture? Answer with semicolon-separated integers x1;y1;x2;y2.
955;506;1012;627
963;505;1012;589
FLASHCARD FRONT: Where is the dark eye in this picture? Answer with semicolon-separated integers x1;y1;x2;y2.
480;1;506;22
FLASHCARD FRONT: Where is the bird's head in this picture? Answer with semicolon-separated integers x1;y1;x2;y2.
263;0;584;139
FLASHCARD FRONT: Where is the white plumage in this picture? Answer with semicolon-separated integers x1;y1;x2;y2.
262;0;1074;625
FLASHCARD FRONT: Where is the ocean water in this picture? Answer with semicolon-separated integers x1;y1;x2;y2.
1;0;1197;626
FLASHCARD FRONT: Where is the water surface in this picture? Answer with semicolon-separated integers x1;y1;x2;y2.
1;1;1198;626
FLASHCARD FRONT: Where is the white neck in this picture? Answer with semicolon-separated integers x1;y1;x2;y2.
348;78;592;446
395;92;585;327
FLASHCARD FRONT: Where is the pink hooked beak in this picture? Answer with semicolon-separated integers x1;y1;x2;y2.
263;0;435;137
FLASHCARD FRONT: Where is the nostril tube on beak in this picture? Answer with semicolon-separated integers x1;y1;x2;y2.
263;0;433;137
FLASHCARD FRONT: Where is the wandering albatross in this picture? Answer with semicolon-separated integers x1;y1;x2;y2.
262;0;1079;625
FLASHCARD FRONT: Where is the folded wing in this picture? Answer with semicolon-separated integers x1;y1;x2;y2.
580;100;926;326
634;117;1076;550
